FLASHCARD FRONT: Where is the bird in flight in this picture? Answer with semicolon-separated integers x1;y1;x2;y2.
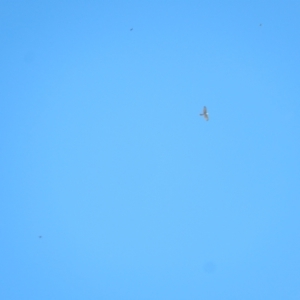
200;106;209;121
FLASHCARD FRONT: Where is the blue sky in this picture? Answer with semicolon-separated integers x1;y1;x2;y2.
1;1;300;299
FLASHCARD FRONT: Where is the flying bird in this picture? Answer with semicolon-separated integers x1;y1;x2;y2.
200;106;209;121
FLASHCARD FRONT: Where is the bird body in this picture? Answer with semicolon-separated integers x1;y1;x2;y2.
200;106;209;121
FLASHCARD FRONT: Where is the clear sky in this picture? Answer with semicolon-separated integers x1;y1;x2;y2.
1;1;300;299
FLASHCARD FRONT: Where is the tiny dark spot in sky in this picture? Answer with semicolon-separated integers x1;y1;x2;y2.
39;235;42;238
130;28;133;31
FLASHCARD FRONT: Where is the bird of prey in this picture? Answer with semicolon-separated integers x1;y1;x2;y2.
200;106;209;121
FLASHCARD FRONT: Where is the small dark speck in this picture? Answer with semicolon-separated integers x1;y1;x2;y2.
259;23;262;26
130;28;133;31
39;236;42;238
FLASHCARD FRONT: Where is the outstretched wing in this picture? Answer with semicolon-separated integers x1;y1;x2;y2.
203;106;207;114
